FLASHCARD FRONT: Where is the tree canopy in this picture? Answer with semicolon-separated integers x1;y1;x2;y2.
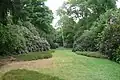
0;0;55;55
56;0;120;63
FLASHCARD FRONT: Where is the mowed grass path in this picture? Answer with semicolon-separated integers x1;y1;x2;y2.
0;49;120;80
39;49;120;80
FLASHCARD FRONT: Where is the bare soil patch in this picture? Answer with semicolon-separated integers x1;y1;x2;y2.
0;58;54;73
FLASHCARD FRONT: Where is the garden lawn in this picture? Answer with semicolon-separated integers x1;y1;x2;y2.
39;49;120;80
0;49;120;80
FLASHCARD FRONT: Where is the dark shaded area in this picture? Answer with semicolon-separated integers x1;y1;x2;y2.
2;69;64;80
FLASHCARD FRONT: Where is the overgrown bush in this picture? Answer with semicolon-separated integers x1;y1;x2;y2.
22;22;50;52
64;42;73;48
114;47;120;63
99;24;120;60
73;9;120;63
0;22;50;56
47;39;59;49
13;51;53;61
76;51;107;59
98;9;120;60
73;9;119;52
72;10;109;52
73;30;98;52
0;24;26;55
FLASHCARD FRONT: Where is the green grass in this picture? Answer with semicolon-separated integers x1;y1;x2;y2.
0;50;54;62
76;51;108;59
38;49;120;80
1;69;63;80
1;49;120;80
13;50;53;61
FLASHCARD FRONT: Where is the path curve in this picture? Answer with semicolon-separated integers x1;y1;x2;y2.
0;58;54;73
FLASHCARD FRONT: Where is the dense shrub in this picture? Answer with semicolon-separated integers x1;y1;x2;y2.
73;30;98;52
47;39;59;49
0;24;26;55
98;9;120;60
73;9;120;63
73;12;108;52
99;25;120;60
114;47;120;63
73;21;104;52
54;43;59;48
73;9;119;52
0;0;53;56
64;42;73;48
76;51;107;59
22;22;50;52
0;22;50;56
13;50;53;61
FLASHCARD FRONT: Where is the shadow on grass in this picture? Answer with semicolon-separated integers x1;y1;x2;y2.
76;51;108;59
1;69;64;80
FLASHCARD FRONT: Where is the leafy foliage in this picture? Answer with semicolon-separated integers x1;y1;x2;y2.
76;51;107;59
57;0;120;63
57;0;117;49
114;47;120;63
74;9;120;62
56;15;76;48
0;24;26;55
98;10;120;60
13;50;53;61
73;30;98;51
0;0;21;24
0;0;54;56
20;0;53;33
73;9;112;52
46;28;59;49
0;22;50;56
55;28;64;46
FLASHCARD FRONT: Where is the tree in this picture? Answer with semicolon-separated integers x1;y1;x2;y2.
98;9;120;60
57;0;116;48
20;0;53;33
0;0;21;25
0;0;54;56
57;14;76;48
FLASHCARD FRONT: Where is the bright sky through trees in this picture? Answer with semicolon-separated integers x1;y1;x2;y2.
45;0;120;27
